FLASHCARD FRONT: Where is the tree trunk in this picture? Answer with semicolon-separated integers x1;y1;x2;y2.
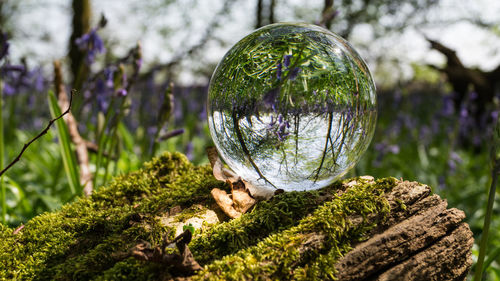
427;38;500;128
68;0;91;91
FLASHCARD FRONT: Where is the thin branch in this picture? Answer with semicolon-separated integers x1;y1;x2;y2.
318;0;337;29
232;110;277;189
313;112;333;181
0;91;74;178
139;0;234;78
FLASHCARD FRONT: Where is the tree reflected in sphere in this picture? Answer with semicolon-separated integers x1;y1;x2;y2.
207;23;377;192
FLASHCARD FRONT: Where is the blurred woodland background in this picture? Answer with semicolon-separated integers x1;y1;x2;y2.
0;0;500;279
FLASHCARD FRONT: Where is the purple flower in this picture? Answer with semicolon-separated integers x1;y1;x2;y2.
75;28;106;65
387;144;400;154
375;142;399;154
447;151;462;173
441;95;454;116
116;88;127;97
459;107;468;118
29;67;46;92
276;62;282;80
1;63;46;95
2;81;15;95
491;110;498;121
135;58;143;71
374;142;400;167
284;54;292;68
186;142;194;160
267;114;290;143
438;176;446;190
115;71;128;96
95;79;109;111
103;67;115;88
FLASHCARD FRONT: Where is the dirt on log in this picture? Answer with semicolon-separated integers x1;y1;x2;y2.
0;152;473;280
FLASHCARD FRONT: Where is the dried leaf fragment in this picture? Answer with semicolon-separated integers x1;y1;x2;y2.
207;146;260;218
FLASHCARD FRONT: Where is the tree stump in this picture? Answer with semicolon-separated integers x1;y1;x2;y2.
0;152;473;280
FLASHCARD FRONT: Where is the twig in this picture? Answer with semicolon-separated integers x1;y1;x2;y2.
0;89;74;178
84;140;115;159
318;0;337;29
139;0;234;78
54;60;93;196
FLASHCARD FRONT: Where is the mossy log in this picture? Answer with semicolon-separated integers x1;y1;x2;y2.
0;152;473;280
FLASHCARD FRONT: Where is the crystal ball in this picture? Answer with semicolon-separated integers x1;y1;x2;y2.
207;23;377;193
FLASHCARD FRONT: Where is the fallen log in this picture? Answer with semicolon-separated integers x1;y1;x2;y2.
0;152;473;280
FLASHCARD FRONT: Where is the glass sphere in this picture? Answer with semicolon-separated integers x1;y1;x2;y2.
207;23;377;193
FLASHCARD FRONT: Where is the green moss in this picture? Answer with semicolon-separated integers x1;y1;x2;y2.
191;189;322;264
192;177;395;280
0;152;223;280
0;152;400;280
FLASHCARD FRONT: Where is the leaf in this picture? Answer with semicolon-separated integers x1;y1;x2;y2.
206;146;237;181
183;223;195;235
48;91;81;196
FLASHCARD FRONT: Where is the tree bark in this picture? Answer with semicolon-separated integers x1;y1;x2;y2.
0;152;473;280
255;0;263;29
168;178;473;280
69;0;91;90
335;181;473;280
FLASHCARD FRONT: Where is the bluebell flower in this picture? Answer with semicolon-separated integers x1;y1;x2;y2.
135;58;143;71
276;62;282;80
459;107;468;118
2;81;15;95
186;141;194;160
447;151;462;173
103;67;115;88
75;28;106;65
284;54;292;68
438;176;446;190
1;63;46;95
29;67;46;92
441;95;454;116
95;79;109;111
116;88;127;97
276;114;291;141
373;142;400;166
267;113;290;143
115;71;128;97
492;110;499;121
